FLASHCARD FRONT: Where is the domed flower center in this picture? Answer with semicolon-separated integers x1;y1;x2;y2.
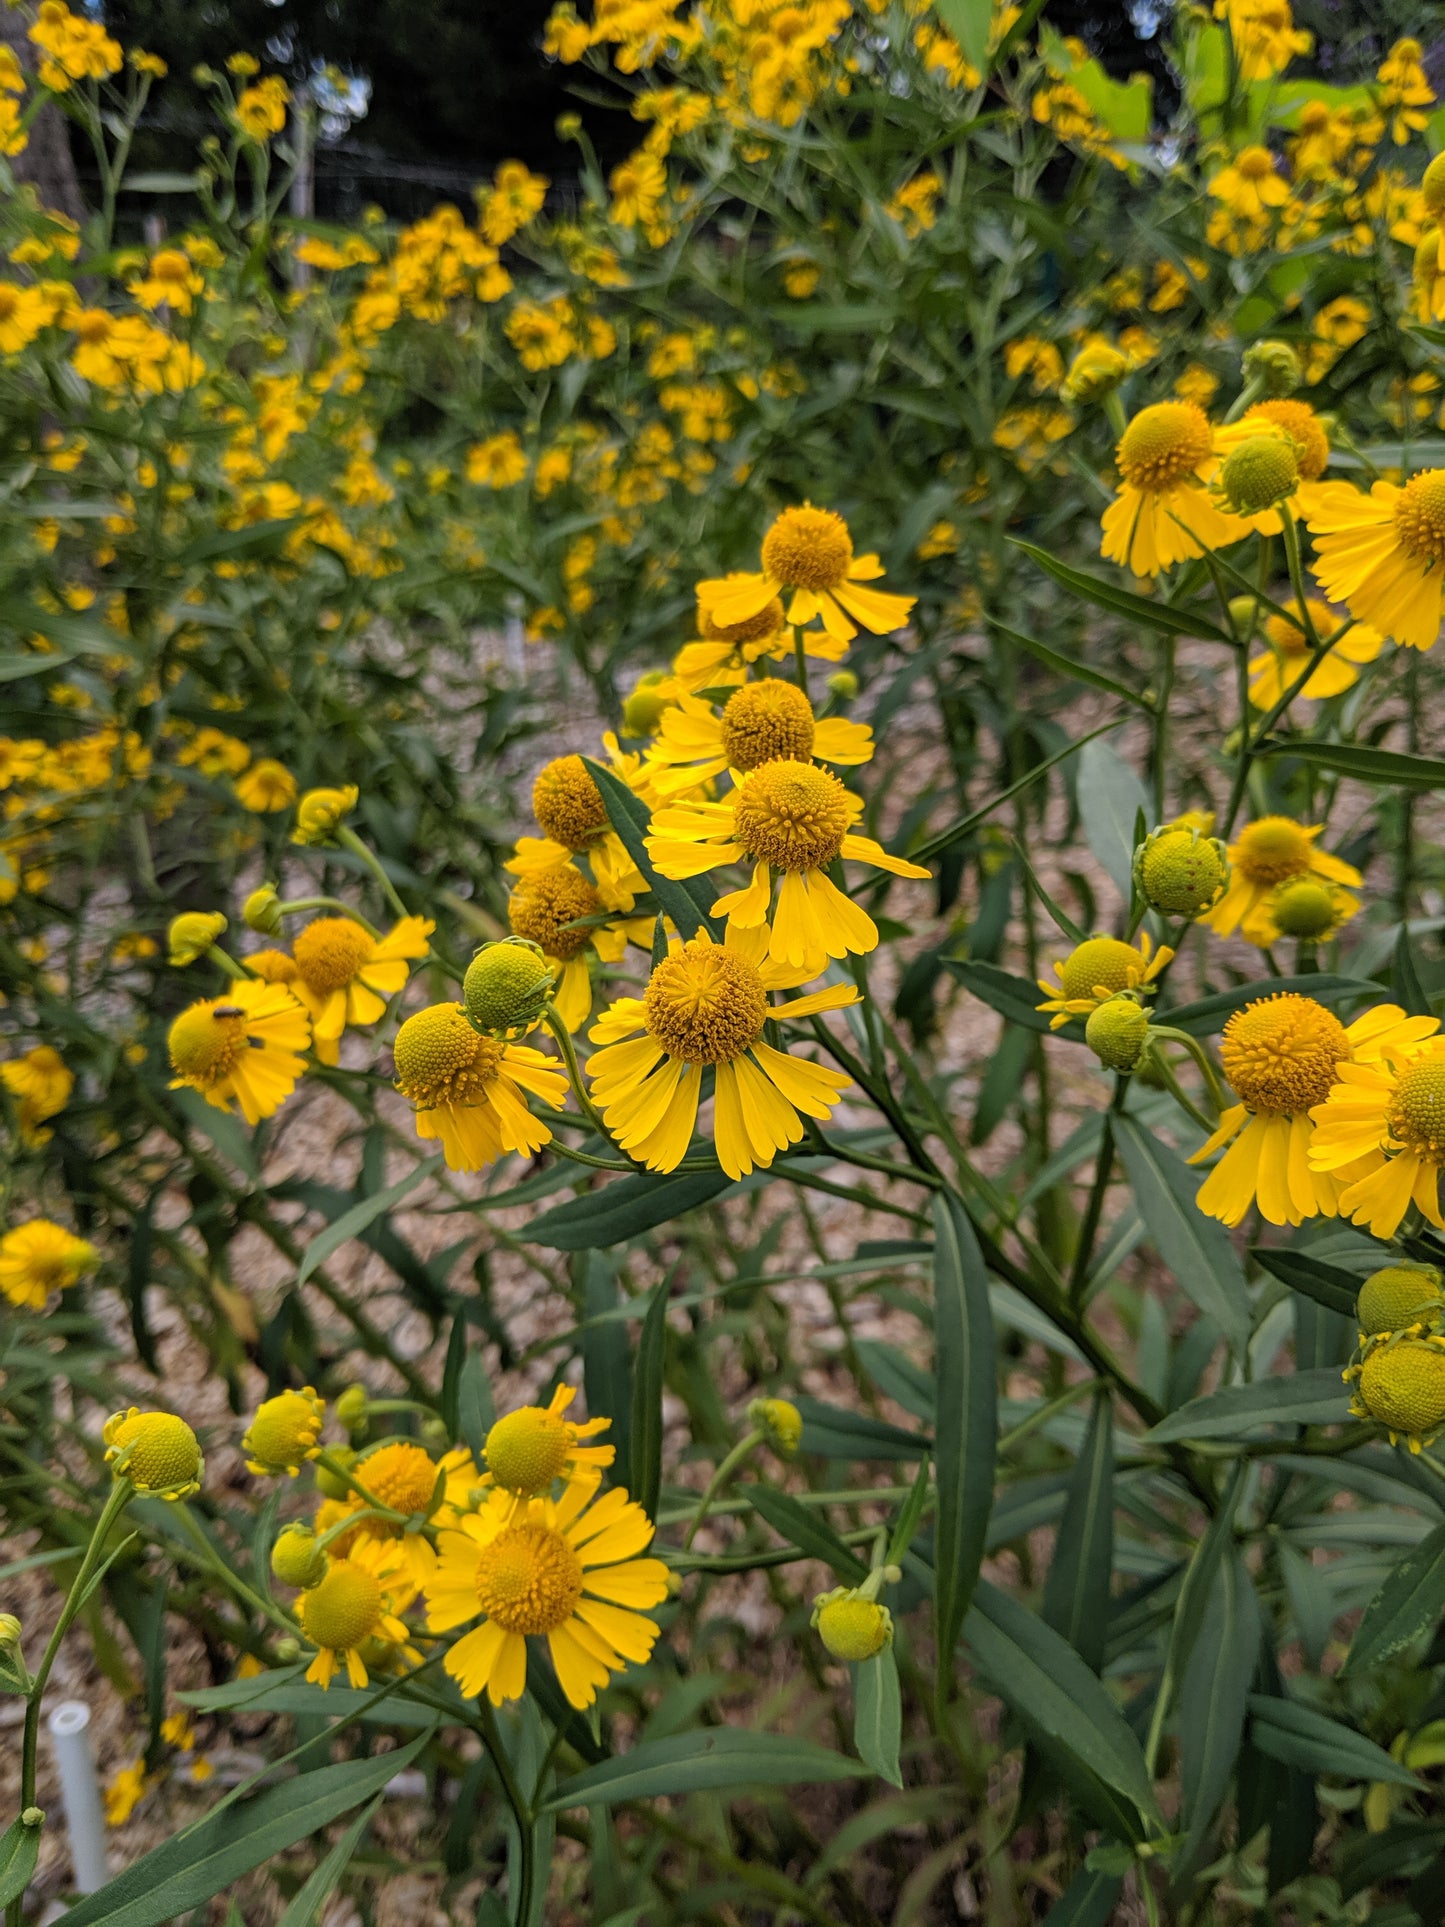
508;863;601;961
246;1389;323;1470
1219;434;1298;515
359;1442;438;1515
485;1408;572;1493
644;942;768;1064
1139;830;1226;916
760;505;853;592
1246;400;1329;480
168;1002;248;1084
1237;146;1274;180
720;679;816;770
1116;402;1212;492
1219;994;1349;1114
109;1413;202;1491
732;759;851;870
699;581;787;646
301;1562;382;1651
473;1523;583;1634
1393;471;1445;565
1359;1344;1445;1436
394;1004;503;1108
1268;877;1340;940
1057;938;1146;1002
1358;1264;1444;1336
1233;816;1314;885
1388;1053;1445;1160
533;755;608;848
1263;609;1313;657
293;917;375;993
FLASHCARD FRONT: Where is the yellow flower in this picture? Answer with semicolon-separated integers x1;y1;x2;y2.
425;1481;668;1710
1214;0;1311;81
103;1409;204;1498
478;160;549;245
1205;816;1362;947
392;1001;567;1172
644;678;873;800
1;1044;73;1145
749;1396;803;1458
1247;597;1384;708
1377;37;1434;145
1100;402;1250;577
481;1385;614;1504
645;765;929;975
506;752;646;911
104;1760;150;1827
1035;934;1172;1029
466;432;527;488
697;505;915;648
235;759;297;813
235;76;290;142
292;785;358;846
586;925;857;1178
297;1538;415;1690
168;910;228;967
1305;472;1445;650
0;1219;98;1309
243;1387;325;1476
167;979;311;1124
1189;998;1433;1227
316;1440;480;1583
290;914;433;1063
505;863;649;1034
1208;145;1289;223
1349;1336;1445;1450
1310;1030;1445;1238
670;576;840;692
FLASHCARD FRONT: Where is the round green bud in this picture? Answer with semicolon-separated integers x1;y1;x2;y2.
1219;434;1299;515
1084;996;1151;1073
274;1635;301;1663
1424;152;1445;218
1359;1264;1445;1337
21;1809;43;1830
1136;826;1230;918
1241;339;1302;397
621;672;671;739
421;1415;450;1449
463;938;554;1036
1228;594;1261;634
243;884;283;936
1267;876;1344;940
827;670;859;701
314;1446;356;1500
748;1396;803;1460
334;1386;368;1436
271;1525;329;1590
812;1588;893;1661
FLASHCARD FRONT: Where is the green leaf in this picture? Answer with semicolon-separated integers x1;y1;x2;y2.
795;1395;929;1461
744;1484;869;1582
853;1650;903;1787
275;1798;379;1927
1247;1694;1422;1788
296;1159;440;1284
964;1580;1161;1841
1251;1246;1359;1319
581;1257;634;1490
177;1671;437;1728
1115;1117;1252;1358
0;1816;41;1909
1146;1368;1346;1443
1255;740;1445;789
914;724;1116;861
525;1168;735;1248
173;519;302;568
583;757;716;939
1394;925;1433;1018
630;1282;668;1522
120;171;205;193
62;1733;431;1927
1043;1867;1124;1926
945;959;1054;1033
169;1087;261;1180
1078;737;1151;902
1009;540;1234;642
935;0;991;70
1345;1524;1445;1675
1041;1393;1114;1673
932;1196;997;1695
1177;1551;1259;1874
545;1730;861;1809
1039;24;1152;139
987;619;1153;711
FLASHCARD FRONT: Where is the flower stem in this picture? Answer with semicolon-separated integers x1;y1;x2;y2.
335;826;410;921
683;1430;764;1550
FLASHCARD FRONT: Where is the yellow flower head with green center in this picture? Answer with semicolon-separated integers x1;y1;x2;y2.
425;1481;669;1709
297;1537;414;1690
748;1396;803;1459
1307;468;1445;650
463;939;555;1037
271;1524;329;1589
1035;933;1171;1029
1350;1335;1445;1451
481;1383;614;1502
1310;1028;1445;1240
1216;431;1299;516
167;910;227;967
1101;401;1248;578
1358;1264;1445;1338
104;1409;203;1499
292;785;358;847
586;925;857;1179
392;1000;567;1173
812;1587;893;1660
243;1387;325;1477
0;1219;99;1309
1085;995;1151;1072
1206;815;1362;948
1134;824;1229;918
1264;875;1357;943
696;503;915;648
1245;398;1327;479
167;979;310;1126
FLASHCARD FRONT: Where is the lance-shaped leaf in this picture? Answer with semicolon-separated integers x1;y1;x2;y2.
932;1194;997;1697
1116;1117;1252;1359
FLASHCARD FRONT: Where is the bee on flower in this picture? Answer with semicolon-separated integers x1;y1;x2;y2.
167;979;311;1124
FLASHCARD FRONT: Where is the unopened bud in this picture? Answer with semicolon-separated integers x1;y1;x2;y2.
292;785;358;847
168;911;227;967
21;1808;43;1829
314;1446;356;1500
748;1396;803;1460
0;1614;21;1648
334;1385;368;1435
827;670;859;701
1218;433;1298;515
1425;152;1445;218
1084;996;1151;1073
1359;1264;1445;1337
243;884;283;935
271;1525;329;1590
463;938;554;1037
812;1587;893;1661
1241;339;1301;397
621;672;672;738
1134;825;1229;918
1061;342;1129;406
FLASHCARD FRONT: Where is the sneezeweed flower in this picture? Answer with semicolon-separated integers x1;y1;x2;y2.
1060;340;1129;407
697;505;915;647
669;580;840;694
1241;339;1302;397
1205;816;1362;948
586;926;857;1177
328;1439;478;1581
167;910;227;967
1262;874;1359;945
292;785;359;847
392;1002;568;1172
646;764;929;973
812;1587;893;1661
1247;597;1384;708
425;1481;669;1709
1347;1335;1445;1451
1357;1263;1445;1339
1306;472;1445;650
235;759;297;813
748;1396;803;1459
242;1387;325;1476
0;1219;99;1309
1310;1032;1445;1237
645;679;873;800
297;1538;414;1689
104;1761;150;1827
480;1386;615;1503
507;754;645;911
1193;998;1437;1227
271;1524;329;1590
167;979;311;1124
103;1409;203;1499
1213;425;1300;523
242;884;283;936
290;914;433;1063
1036;934;1172;1029
505;865;645;1033
1;1044;73;1145
1134;824;1229;918
1101;401;1250;576
463;939;555;1038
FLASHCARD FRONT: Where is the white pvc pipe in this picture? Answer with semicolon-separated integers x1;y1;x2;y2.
46;1701;108;1894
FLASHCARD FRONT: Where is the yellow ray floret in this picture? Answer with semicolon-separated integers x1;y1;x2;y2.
1100;401;1251;577
167;978;311;1125
0;1218;99;1309
645;677;872;799
297;1536;416;1690
1306;471;1445;650
1204;815;1362;948
290;914;433;1062
393;1002;568;1172
1036;933;1171;1028
1310;1029;1445;1239
1247;596;1383;709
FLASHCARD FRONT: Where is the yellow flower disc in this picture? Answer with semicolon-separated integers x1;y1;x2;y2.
107;1411;203;1492
1393;471;1445;565
532;755;607;848
359;1441;438;1515
719;679;816;770
485;1406;572;1493
1246;400;1328;481
815;1593;891;1661
1388;1056;1445;1160
1116;402;1212;492
760;504;853;592
507;864;601;962
1139;829;1227;916
1358;1264;1445;1337
732;760;851;870
699;579;787;645
244;1387;324;1475
1085;997;1150;1071
167;1001;248;1084
1057;938;1146;1003
300;1560;381;1650
293;917;374;993
1232;816;1314;886
643;942;768;1064
1267;877;1343;940
464;941;554;1031
1219;994;1349;1114
272;1525;329;1589
1219;435;1298;515
472;1522;584;1634
1358;1342;1445;1438
393;1003;502;1108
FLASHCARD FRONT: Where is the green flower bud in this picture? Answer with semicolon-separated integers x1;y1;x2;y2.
1084;996;1151;1073
1135;825;1230;918
271;1525;329;1590
21;1808;43;1830
1241;339;1301;397
314;1446;356;1500
0;1614;21;1649
1266;875;1350;941
748;1396;803;1460
243;884;284;936
1218;434;1298;515
827;670;859;701
1359;1264;1445;1337
1228;594;1261;634
812;1587;893;1660
463;938;554;1037
334;1385;368;1436
621;672;672;738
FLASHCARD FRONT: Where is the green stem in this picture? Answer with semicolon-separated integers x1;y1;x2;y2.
173;1506;296;1633
335;826;410;920
275;896;383;939
313;1451;410;1523
683;1430;763;1550
476;1698;536;1925
542;1005;616;1146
